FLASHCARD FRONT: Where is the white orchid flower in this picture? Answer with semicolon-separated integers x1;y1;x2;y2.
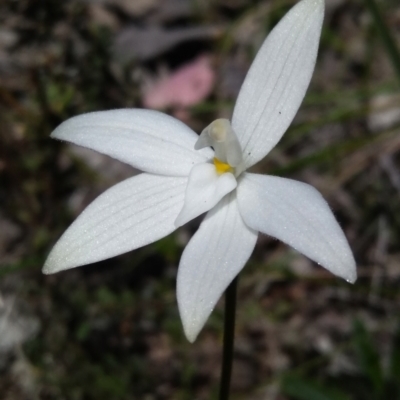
44;0;356;342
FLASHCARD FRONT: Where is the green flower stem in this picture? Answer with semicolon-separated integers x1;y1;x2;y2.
364;0;400;84
219;276;238;400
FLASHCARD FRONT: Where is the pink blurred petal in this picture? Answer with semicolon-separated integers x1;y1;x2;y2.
143;56;215;109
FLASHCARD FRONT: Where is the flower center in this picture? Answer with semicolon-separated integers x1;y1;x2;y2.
194;118;243;175
213;157;233;175
175;120;241;227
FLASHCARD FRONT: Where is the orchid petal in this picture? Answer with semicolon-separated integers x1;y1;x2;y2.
177;193;258;342
232;0;324;169
43;174;187;274
51;109;213;177
237;173;356;283
174;163;237;227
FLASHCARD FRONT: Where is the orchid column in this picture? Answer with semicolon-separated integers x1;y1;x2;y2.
44;0;356;398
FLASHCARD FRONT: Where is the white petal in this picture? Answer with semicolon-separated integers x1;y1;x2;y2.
174;163;237;227
177;193;258;342
43;174;187;274
51;109;213;177
232;0;324;169
237;173;356;283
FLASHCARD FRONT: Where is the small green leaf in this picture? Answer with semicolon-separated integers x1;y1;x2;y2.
76;322;91;341
353;319;384;397
281;375;351;400
389;322;400;381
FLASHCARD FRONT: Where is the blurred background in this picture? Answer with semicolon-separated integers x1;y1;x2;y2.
1;0;400;399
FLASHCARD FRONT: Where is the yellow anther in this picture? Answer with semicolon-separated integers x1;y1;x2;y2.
213;157;233;175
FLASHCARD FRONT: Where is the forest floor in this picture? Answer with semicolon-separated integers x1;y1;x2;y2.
1;0;400;399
